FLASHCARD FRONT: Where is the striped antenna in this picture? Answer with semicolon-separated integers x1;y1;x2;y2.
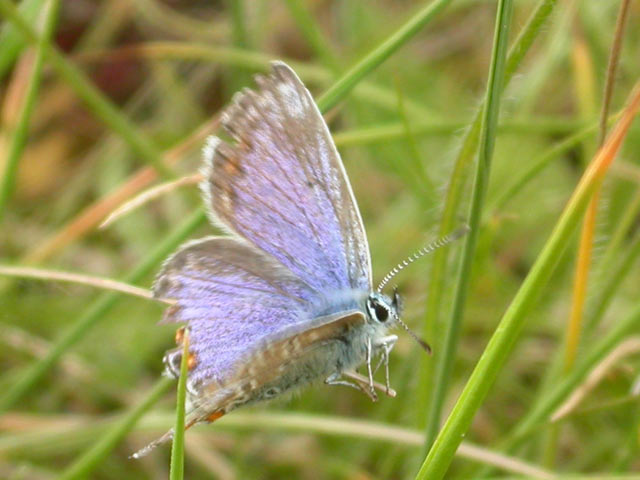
376;225;470;293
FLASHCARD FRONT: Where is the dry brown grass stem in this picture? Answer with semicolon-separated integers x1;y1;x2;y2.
0;265;173;304
552;336;640;422
100;173;203;229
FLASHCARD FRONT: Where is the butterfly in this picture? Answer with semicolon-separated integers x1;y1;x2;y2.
134;62;465;457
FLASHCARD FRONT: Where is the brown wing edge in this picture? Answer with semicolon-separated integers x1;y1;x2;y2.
186;310;367;423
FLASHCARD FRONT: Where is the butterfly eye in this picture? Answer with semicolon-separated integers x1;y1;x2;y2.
375;303;389;322
371;302;389;322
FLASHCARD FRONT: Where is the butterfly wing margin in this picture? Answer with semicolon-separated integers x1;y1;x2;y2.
201;62;372;292
153;236;318;394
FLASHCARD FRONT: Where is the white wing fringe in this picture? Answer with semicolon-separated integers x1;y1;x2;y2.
130;427;175;459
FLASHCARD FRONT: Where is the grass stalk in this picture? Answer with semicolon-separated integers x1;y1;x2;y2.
169;333;189;480
0;0;44;78
508;301;640;446
316;0;452;111
0;265;169;303
0;209;206;413
560;0;629;374
598;0;631;145
418;0;559;422
76;41;439;119
3;410;555;479
57;378;173;480
0;0;174;179
415;82;640;480
563;193;599;372
422;0;514;451
0;0;59;222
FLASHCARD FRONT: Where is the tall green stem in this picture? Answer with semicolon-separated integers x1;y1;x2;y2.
423;0;514;451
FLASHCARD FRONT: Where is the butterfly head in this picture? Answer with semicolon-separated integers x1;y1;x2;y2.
367;287;431;354
365;288;402;326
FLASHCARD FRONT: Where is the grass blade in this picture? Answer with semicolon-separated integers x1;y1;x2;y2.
0;0;174;179
169;332;190;480
418;0;559;422
0;209;206;413
0;0;43;78
415;82;640;480
0;0;59;222
423;0;514;450
57;378;173;480
509;302;640;445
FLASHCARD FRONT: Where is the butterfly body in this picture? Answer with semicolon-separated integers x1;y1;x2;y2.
163;287;398;421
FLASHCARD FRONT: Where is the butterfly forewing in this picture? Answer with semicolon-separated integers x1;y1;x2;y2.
203;62;372;292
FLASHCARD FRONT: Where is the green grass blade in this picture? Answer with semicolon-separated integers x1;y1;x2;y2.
0;0;43;78
423;0;514;451
82;42;439;120
418;0;559;424
169;333;190;480
507;301;640;446
283;0;340;70
0;0;59;222
0;0;174;179
316;0;452;112
0;209;206;413
414;84;640;480
57;378;173;480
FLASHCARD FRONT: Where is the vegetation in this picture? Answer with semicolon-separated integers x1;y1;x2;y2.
1;0;639;478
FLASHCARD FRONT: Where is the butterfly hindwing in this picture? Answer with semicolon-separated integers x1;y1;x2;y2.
153;236;317;392
185;310;367;423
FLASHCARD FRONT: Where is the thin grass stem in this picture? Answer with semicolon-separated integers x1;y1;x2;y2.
169;333;189;480
57;378;173;480
416;82;640;480
0;0;174;179
0;265;172;303
0;209;206;413
418;0;559;423
423;0;514;452
0;0;59;222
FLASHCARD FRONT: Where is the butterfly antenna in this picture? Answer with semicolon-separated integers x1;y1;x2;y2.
376;225;470;293
393;309;432;354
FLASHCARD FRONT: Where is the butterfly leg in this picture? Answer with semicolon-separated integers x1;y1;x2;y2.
365;337;377;399
324;372;378;401
373;335;398;395
344;370;395;398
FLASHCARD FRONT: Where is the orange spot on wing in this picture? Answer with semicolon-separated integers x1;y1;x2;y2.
206;410;225;423
187;352;197;370
175;326;185;345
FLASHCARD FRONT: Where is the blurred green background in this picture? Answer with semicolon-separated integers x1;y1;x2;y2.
1;0;640;478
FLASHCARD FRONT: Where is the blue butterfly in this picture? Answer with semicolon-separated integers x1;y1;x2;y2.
134;62;465;457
